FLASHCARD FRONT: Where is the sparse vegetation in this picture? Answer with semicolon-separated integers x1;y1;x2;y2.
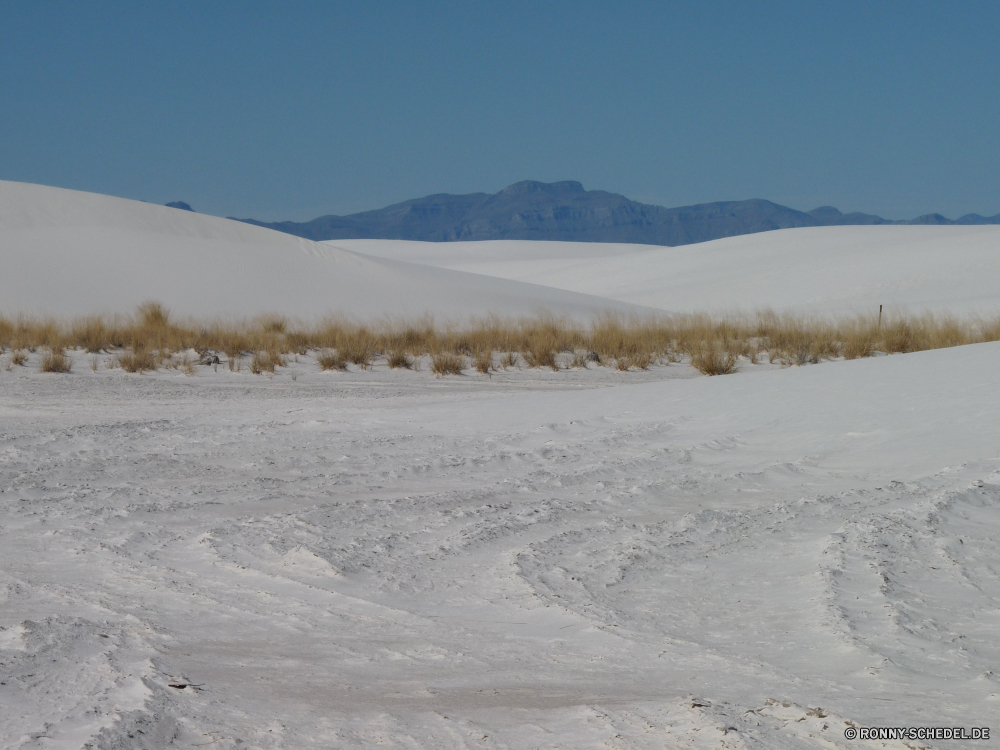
258;314;287;334
474;349;494;374
317;350;348;371
501;351;520;370
616;352;654;371
251;350;283;374
387;350;413;369
137;301;169;328
690;346;738;376
3;304;1000;379
343;341;373;369
118;347;158;373
525;347;559;370
431;353;465;376
40;348;72;373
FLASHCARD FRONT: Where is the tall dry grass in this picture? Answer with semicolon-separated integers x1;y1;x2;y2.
117;347;158;373
387;350;413;369
431;353;466;376
3;303;1000;377
690;346;737;376
251;350;283;374
474;350;494;374
40;348;72;373
317;350;348;371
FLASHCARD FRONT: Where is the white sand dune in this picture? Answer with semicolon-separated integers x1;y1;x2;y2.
329;237;651;265
0;181;647;322
335;225;1000;316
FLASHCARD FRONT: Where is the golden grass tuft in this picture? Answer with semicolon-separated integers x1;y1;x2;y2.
524;345;559;370
258;314;287;334
137;301;169;328
690;346;738;376
71;317;110;353
474;349;494;374
343;344;373;369
118;347;158;373
251;350;283;374
431;353;465;376
387;350;413;369
11;349;28;367
842;328;876;360
317;350;348;371
40;348;72;373
616;351;653;371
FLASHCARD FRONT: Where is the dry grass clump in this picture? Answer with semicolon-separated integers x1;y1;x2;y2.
387;350;413;369
118;347;159;373
842;325;877;360
257;314;287;334
752;311;838;365
882;320;915;354
500;351;520;369
431;353;465;376
11;349;28;367
71;317;111;353
40;348;72;373
251;350;283;374
690;346;738;376
137;301;170;328
590;314;670;364
317;350;348;371
616;351;654;371
524;346;559;370
342;340;373;369
474;349;494;374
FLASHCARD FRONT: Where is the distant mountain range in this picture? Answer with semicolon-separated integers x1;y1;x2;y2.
172;181;1000;247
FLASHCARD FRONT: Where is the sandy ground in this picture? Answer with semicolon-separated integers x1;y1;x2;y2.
2;346;998;748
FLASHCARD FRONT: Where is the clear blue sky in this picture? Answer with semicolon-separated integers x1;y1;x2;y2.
2;1;998;221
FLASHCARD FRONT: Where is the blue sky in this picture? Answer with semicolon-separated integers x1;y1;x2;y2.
2;1;998;221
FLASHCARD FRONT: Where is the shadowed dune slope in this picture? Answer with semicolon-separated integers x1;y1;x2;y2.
0;181;650;321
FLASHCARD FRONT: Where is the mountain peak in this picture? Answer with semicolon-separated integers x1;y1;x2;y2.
808;206;843;220
498;180;585;197
165;201;194;212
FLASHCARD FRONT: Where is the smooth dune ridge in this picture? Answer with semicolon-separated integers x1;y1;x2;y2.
334;224;1000;315
0;180;648;322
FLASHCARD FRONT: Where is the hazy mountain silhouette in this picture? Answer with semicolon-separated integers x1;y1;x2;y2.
234;181;1000;246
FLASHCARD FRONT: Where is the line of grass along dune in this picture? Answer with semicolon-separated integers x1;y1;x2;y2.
2;303;999;376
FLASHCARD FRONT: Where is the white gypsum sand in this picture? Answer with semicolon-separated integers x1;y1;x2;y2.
0;345;997;747
333;225;1000;316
